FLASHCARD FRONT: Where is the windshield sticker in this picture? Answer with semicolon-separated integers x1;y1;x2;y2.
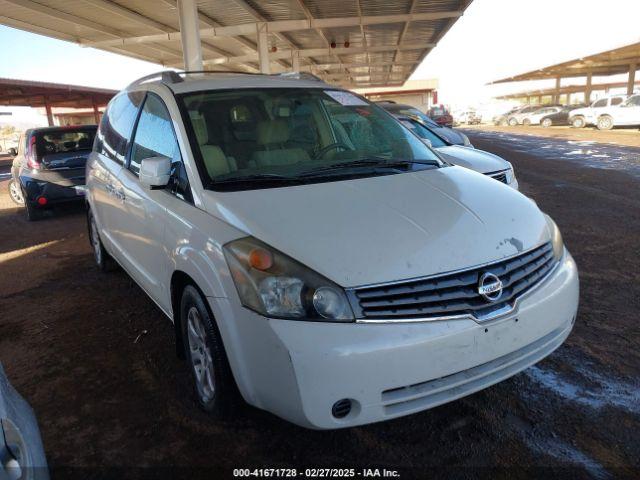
324;90;368;106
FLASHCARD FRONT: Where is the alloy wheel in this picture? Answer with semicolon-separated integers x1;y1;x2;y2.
8;180;25;205
187;306;216;403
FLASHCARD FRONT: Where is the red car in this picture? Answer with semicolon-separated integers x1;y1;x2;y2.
427;105;453;128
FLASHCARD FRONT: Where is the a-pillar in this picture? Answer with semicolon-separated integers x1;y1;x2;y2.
177;0;203;71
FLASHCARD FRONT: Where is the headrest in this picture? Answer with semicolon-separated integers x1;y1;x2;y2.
189;111;208;145
256;119;290;145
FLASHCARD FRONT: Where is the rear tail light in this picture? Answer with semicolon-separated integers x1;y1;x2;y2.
26;136;40;170
36;196;48;206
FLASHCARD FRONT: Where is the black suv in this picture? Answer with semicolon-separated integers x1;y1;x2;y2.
9;125;97;220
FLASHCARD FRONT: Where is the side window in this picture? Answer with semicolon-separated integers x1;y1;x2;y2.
628;96;640;107
611;97;624;106
129;94;192;203
95;92;144;164
593;99;607;108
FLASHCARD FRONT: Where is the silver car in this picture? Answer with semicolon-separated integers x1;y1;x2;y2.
394;114;518;189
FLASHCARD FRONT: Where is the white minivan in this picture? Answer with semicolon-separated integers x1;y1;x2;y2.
86;71;579;429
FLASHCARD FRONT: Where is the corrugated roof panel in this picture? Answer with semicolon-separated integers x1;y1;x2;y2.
302;0;360;19
0;0;473;87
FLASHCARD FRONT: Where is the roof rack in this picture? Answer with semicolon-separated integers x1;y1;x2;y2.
127;69;326;90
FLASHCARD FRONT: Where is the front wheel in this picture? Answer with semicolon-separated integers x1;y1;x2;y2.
8;180;25;205
181;285;238;416
541;118;553;128
596;115;614;131
508;117;518;126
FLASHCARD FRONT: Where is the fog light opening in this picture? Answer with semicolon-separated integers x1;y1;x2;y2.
332;399;352;419
36;196;48;206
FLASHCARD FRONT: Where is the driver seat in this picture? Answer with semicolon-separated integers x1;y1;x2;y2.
251;119;310;167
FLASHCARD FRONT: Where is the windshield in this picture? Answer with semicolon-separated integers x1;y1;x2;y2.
179;88;442;191
398;118;447;148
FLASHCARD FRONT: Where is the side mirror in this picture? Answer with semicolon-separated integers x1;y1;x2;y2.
422;138;433;148
8;147;17;156
139;156;171;188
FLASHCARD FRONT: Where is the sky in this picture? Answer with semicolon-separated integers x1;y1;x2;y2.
0;0;639;124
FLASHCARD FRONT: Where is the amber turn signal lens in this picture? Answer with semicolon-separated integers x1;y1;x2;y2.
248;248;273;270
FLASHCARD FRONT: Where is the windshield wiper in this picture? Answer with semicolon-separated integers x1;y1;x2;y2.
211;173;303;186
299;158;440;177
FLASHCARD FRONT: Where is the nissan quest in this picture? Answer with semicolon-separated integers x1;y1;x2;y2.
85;71;579;429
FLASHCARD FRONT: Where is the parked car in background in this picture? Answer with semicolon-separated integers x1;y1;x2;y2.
394;114;518;189
539;104;588;127
568;95;627;128
427;104;454;127
9;125;97;220
378;102;474;147
86;71;578;429
455;110;482;125
1;362;49;480
594;94;640;130
508;105;559;126
523;106;563;126
493;106;524;126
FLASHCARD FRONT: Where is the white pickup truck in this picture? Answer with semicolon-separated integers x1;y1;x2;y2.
568;94;627;128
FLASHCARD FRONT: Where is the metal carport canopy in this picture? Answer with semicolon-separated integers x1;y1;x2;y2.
0;0;473;88
0;76;116;125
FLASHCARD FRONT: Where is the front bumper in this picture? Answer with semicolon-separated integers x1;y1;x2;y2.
212;250;579;429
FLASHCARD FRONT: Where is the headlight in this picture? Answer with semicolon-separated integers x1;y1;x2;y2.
223;237;354;321
505;163;516;184
544;214;564;261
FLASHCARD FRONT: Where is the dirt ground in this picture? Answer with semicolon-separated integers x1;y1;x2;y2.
1;132;639;479
465;124;640;148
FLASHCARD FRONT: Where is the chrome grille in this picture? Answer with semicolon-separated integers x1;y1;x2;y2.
349;242;556;320
487;170;508;184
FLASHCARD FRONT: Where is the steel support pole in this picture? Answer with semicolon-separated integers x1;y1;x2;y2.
553;77;561;104
92;99;101;124
256;23;270;74
585;72;592;104
177;0;203;71
628;63;637;96
44;98;54;126
291;51;300;72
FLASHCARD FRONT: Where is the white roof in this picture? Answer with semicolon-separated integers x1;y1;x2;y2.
0;0;473;88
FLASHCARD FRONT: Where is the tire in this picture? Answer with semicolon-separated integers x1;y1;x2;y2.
508;117;518;126
596;115;614;131
181;285;239;416
8;179;25;205
24;201;43;221
571;116;585;128
87;209;115;272
541;118;553;128
522;118;531;126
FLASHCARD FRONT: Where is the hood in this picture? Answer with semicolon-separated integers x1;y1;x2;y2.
436;145;510;174
203;167;549;287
